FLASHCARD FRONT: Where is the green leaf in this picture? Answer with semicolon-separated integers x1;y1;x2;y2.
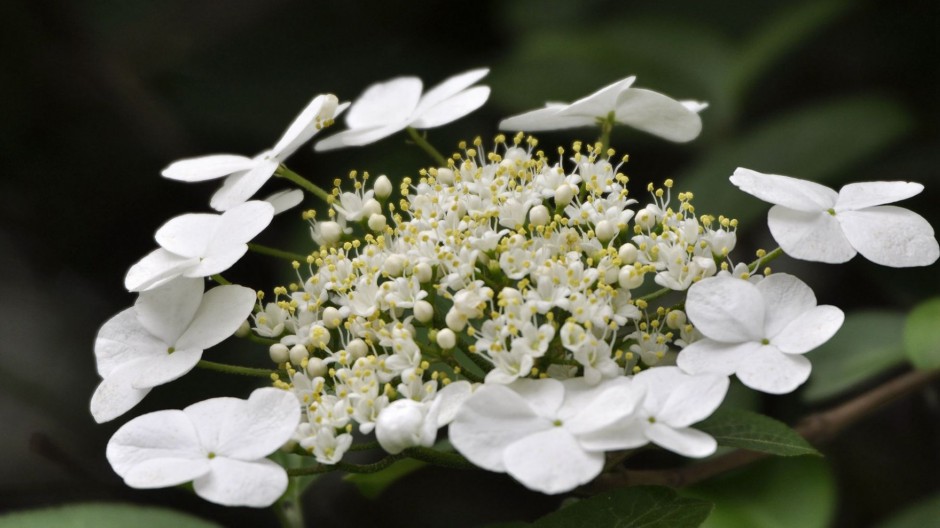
803;310;907;402
0;503;221;528
696;409;819;457
688;457;835;528
903;297;940;370
344;457;427;499
875;492;940;528
531;486;712;528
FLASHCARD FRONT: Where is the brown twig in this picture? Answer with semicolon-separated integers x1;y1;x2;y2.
589;368;940;491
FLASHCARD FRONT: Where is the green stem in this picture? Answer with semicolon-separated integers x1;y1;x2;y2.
406;127;447;166
245;333;279;346
596;112;616;153
749;246;784;272
275;456;306;528
288;454;407;477
402;447;475;470
196;360;274;378
210;274;231;285
275;164;331;203
248;243;307;262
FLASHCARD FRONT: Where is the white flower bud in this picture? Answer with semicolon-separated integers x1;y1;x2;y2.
595;220;617;242
322;306;342;328
635;205;660;230
436;328;457;349
368;213;387;232
309;324;330;349
529;204;550;226
269;343;289;364
436;167;455;185
289;344;309;366
554;184;576;206
374;175;392;199
362;198;382;219
318;221;343;244
383;254;407;277
234;320;251;338
618;243;638;264
347;338;368;361
414;262;433;283
618;266;645;289
414;300;434;323
665;310;687;330
375;399;436;455
306;357;328;377
445;308;467;332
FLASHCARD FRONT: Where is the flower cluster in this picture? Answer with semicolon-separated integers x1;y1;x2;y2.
93;69;938;507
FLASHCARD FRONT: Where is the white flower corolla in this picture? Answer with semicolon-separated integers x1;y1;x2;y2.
598;367;728;458
731;168;939;267
449;377;643;494
91;277;255;423
262;188;305;215
124;201;274;292
677;273;844;394
162;94;347;211
105;387;300;507
375;381;473;454
499;76;704;142
315;69;490;150
299;427;353;466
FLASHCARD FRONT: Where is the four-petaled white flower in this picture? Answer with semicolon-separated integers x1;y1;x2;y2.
731;168;939;267
163;94;347;211
677;274;844;394
499;76;705;143
449;377;642;494
124;200;274;292
106;387;300;507
91;277;256;422
375;381;473;455
315;69;490;151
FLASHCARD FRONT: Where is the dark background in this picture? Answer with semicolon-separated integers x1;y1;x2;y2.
1;0;938;526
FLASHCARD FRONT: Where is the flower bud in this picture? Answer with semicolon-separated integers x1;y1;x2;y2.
269;343;289;364
322;306;342;328
414;262;433;283
529;204;550;226
289;344;309;366
665;310;687;330
554;184;576;206
375;399;436;455
362;198;382;219
436;328;457;349
306;357;328;377
234;320;251;338
595;220;617;242
318;221;343;244
374;175;392;199
383;254;407;277
436;167;455;185
445;308;467;332
413;300;434;323
347;338;368;360
310;324;330;349
618;243;638;264
368;213;387;232
618;266;645;289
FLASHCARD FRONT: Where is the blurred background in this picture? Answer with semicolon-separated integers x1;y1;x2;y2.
1;0;937;526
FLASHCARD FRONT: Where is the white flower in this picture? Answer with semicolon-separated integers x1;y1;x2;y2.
105;387;300;507
162;94;347;211
599;367;728;458
375;381;472;454
91;277;256;422
730;168;939;267
677;274;844;394
124;201;274;292
315;69;490;150
449;377;642;494
499;76;704;143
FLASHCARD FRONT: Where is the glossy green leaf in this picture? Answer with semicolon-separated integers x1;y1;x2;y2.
696;409;819;457
903;297;940;370
688;457;835;528
803;310;907;402
344;457;427;499
875;492;940;528
530;486;712;528
0;503;220;528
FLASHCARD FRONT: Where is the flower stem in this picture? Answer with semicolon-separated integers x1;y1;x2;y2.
275;456;306;528
210;274;231;285
275;164;331;203
749;246;784;273
406;127;447;166
596;112;616;153
402;447;475;469
196;360;274;378
248;243;307;263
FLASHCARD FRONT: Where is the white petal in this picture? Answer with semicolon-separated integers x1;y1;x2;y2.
106;409;207;483
271;94;340;159
127;347;202;389
134;277;204;344
576;416;649;452
186;388;300;460
449;384;551;472
375;399;431;455
559;377;641;435
345;77;422;129
558;76;636;119
613;88;702;142
646;423;717;458
208;201;275;252
264;189;304;214
755;274;817;339
768;205;856;263
839;206;939;267
730;168;838;212
184;245;247;278
194;457;287;507
155;213;219;258
503;427;605;494
677;339;762;377
635;367;728;428
434;380;473;427
91;369;152;423
413;68;489;117
411;86;490;128
161;155;255;182
736;346;812;394
508;378;565;420
836;181;923;211
499;104;598;132
773;305;844;354
209;158;280;211
686;276;765;342
94;308;166;377
175;285;256;350
680;100;709;113
124;248;198;292
314;122;407;150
